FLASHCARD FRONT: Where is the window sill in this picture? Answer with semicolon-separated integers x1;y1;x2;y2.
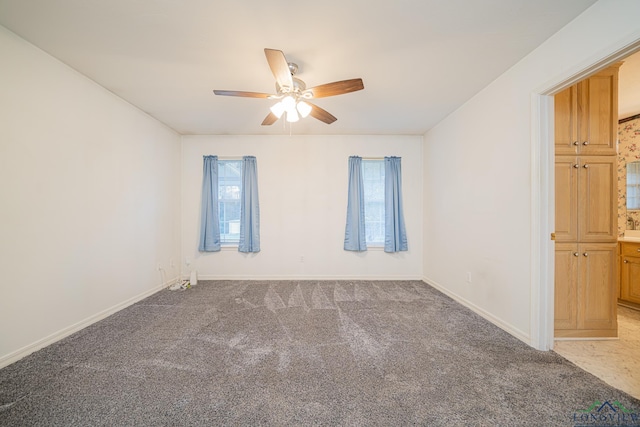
367;245;385;251
220;244;239;251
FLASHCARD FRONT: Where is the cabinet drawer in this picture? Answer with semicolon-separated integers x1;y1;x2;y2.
621;242;640;257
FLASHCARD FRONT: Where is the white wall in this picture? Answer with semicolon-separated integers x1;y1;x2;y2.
0;26;182;366
182;135;422;280
423;0;640;345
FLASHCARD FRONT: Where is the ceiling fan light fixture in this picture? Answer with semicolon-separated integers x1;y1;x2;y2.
296;101;312;118
286;109;299;123
270;101;285;118
281;95;296;110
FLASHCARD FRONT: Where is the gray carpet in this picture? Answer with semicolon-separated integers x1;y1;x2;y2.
1;280;638;426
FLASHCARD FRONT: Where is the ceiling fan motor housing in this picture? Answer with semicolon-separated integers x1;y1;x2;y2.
276;77;307;96
288;62;298;76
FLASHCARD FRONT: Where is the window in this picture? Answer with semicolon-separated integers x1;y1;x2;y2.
362;160;385;245
344;156;407;253
199;155;260;253
218;160;242;244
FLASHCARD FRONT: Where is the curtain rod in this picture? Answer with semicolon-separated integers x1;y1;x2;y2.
207;156;244;160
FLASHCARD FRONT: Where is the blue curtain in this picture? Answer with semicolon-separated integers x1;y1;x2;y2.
344;156;367;251
239;156;260;253
384;156;408;252
198;155;221;252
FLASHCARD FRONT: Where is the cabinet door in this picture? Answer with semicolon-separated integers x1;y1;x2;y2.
555;156;579;242
578;67;618;156
621;256;640;305
554;243;579;330
579;242;617;332
578;156;617;242
554;85;578;155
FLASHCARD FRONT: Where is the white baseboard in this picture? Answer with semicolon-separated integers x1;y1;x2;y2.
0;276;178;369
422;276;531;347
189;275;424;281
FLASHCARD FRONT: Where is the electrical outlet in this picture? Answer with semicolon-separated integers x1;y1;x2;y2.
170;258;175;268
185;257;191;266
157;263;162;271
466;272;472;283
300;256;304;263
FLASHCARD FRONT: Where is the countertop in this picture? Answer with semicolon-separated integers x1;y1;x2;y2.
619;236;640;242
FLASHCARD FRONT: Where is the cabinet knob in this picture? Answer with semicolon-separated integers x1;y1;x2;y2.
573;141;579;146
573;164;579;168
637;248;640;252
573;252;579;257
582;141;589;146
583;252;588;257
624;259;629;263
583;164;589;168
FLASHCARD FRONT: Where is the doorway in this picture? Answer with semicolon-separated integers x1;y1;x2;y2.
531;38;640;351
532;40;640;397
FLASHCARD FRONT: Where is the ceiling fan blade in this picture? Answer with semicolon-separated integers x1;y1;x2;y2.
307;102;337;124
307;78;364;98
213;90;272;98
264;48;293;91
261;112;279;126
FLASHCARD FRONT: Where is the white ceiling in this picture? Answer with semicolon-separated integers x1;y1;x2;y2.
0;0;601;135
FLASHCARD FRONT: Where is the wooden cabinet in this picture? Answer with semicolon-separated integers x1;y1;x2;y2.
555;157;579;242
555;156;617;243
555;242;618;338
579;243;618;335
555;85;579;155
619;241;640;307
554;64;620;339
555;66;620;156
554;243;578;330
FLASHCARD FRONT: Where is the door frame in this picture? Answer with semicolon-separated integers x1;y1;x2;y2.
531;36;640;351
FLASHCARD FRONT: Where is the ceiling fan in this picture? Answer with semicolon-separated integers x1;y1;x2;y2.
213;48;364;125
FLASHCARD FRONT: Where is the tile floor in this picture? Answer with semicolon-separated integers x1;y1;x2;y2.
554;305;640;400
